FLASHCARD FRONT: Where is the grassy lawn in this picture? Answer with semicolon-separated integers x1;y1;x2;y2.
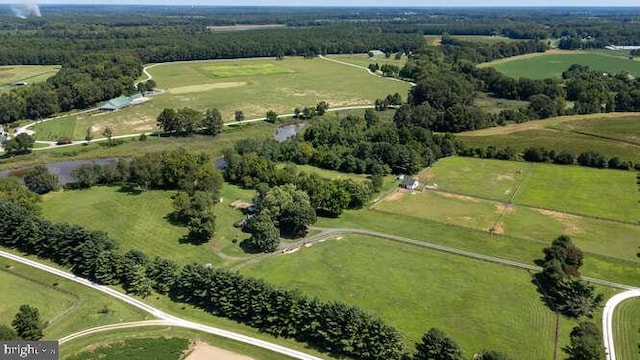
277;163;370;182
500;205;640;263
376;190;501;232
242;234;569;358
324;53;407;68
516;163;638;223
420;157;532;202
483;51;640;79
315;210;640;288
40;185;257;267
613;297;640;360
66;337;189;360
474;92;528;114
33;57;408;141
61;326;295;360
32;117;77;141
0;256;148;339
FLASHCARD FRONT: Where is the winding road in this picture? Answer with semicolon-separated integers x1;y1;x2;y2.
0;249;323;360
602;289;640;360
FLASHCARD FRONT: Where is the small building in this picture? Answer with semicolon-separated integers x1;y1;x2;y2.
401;177;419;190
100;95;132;111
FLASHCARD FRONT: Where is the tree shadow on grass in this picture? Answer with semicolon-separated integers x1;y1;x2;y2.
117;183;144;195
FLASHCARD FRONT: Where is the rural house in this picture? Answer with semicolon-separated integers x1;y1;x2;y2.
401;177;419;190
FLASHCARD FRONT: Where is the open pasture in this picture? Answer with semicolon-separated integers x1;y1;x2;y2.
457;113;640;162
474;92;529;114
34;57;409;140
0;257;147;339
482;51;640;79
242;234;567;359
41;185;257;266
612;298;640;360
0;65;60;92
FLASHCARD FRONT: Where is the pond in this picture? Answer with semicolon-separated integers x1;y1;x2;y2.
274;122;307;143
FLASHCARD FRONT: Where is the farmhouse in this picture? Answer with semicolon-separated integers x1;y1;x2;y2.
99;93;146;111
401;177;419;190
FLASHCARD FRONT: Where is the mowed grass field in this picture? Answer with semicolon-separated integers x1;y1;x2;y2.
458;113;640;162
0;65;60;93
0;256;148;339
34;57;409;141
40;185;257;266
481;51;640;79
612;298;640;360
242;234;568;359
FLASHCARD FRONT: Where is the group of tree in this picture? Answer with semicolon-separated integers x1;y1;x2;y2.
536;235;604;319
374;92;403;111
293;101;330;120
23;165;60;194
0;192;407;359
156;107;223;136
2;133;36;156
563;322;606;360
0;305;44;341
368;63;401;77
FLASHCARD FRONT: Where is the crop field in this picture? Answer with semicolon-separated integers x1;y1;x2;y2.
0;65;60;92
242;234;569;358
32;57;409;141
612;298;640;360
40;185;257;266
61;326;294;360
0;256;147;339
457;113;640;162
481;51;640;79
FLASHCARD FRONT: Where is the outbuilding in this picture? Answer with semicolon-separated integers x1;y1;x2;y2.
401;177;419;190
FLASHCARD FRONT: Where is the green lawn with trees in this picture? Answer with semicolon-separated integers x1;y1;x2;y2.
0;257;148;340
612;298;640;360
242;234;571;359
482;51;640;79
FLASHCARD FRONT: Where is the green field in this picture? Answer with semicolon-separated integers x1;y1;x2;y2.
474;92;529;114
243;234;569;358
0;256;148;339
457;113;640;162
61;326;295;360
0;65;60;93
613;298;640;360
32;57;409;141
482;51;640;79
40;185;256;266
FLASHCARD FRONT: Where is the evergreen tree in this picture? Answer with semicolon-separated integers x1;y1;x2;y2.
11;305;44;341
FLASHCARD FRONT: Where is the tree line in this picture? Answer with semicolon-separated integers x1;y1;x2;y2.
459;146;639;171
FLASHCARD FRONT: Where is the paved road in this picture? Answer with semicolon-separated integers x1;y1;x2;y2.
602;289;640;360
0;249;323;360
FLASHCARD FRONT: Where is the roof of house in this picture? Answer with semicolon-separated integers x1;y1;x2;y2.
402;177;418;187
100;95;132;110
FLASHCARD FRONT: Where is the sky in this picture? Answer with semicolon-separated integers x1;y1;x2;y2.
0;0;639;7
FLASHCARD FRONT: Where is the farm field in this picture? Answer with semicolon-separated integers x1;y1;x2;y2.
0;256;148;339
0;65;60;92
242;234;570;359
61;326;294;360
457;113;640;162
40;185;256;266
424;34;515;46
481;51;640;79
612;298;640;360
33;57;409;141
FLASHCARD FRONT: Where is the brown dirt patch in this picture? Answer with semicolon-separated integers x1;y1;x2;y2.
538;209;585;234
168;82;248;95
384;190;405;202
186;341;254;360
436;191;480;203
417;167;434;183
495;203;514;214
